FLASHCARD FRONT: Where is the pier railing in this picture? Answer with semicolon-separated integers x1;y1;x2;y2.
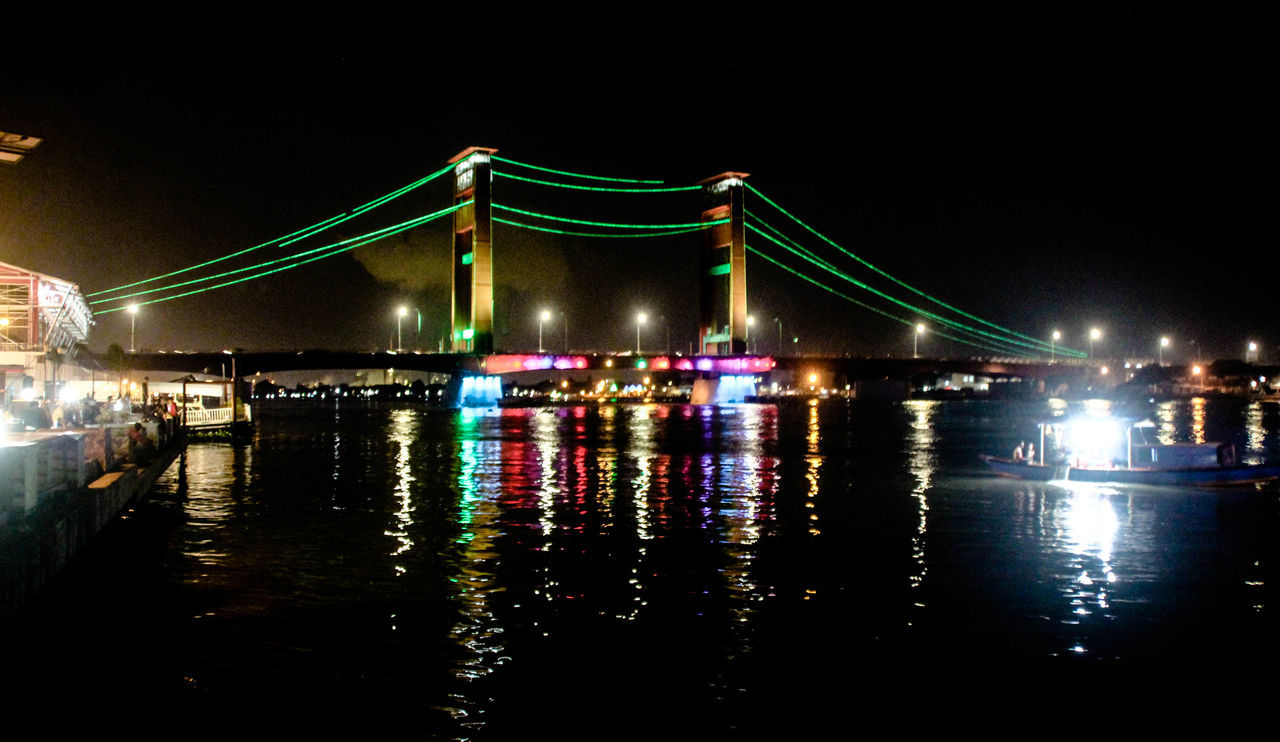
182;404;250;429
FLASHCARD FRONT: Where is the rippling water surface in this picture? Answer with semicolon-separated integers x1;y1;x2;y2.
7;398;1280;735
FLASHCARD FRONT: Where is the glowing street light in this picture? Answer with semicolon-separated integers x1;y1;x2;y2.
397;306;408;351
1159;336;1170;365
1089;327;1102;359
1247;341;1258;363
128;304;139;352
1050;330;1061;363
913;323;925;359
636;312;647;353
539;309;552;353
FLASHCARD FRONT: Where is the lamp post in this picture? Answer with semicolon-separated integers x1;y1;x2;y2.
913;323;925;359
1159;336;1170;365
636;312;647;354
1050;330;1061;363
1089;327;1102;359
1248;341;1258;363
128;304;139;352
396;306;408;351
775;317;783;355
539;310;551;353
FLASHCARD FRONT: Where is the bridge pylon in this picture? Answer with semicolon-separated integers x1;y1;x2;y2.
698;172;749;355
449;147;498;353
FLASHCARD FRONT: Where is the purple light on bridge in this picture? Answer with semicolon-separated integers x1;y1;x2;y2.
487;354;589;373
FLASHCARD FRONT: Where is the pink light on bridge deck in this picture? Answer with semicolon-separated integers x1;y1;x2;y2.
486;354;590;373
690;356;775;373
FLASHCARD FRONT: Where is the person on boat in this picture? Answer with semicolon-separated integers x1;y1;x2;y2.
1012;442;1025;463
1026;443;1036;465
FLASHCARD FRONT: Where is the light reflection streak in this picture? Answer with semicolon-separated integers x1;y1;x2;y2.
904;400;937;621
805;399;822;537
631;405;658;541
446;408;509;728
533;409;560;536
178;443;240;567
1244;401;1265;464
716;404;777;655
1190;397;1207;444
1041;484;1122;653
1155;400;1177;445
383;409;418;571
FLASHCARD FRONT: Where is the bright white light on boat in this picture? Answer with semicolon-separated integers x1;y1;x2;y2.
1068;417;1122;452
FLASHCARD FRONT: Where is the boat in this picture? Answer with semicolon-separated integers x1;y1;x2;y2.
981;416;1280;487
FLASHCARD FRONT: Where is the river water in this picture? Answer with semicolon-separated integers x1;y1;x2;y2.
5;398;1279;736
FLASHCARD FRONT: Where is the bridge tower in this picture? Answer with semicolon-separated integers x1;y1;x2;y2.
449;147;498;353
698;172;750;355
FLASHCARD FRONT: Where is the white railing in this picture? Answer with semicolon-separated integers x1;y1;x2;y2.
183;407;234;428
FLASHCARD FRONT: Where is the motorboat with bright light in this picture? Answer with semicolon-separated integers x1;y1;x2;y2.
981;415;1280;486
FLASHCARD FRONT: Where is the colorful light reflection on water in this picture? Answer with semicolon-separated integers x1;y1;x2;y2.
5;398;1280;733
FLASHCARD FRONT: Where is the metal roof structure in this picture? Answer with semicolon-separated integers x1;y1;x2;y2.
0;261;94;359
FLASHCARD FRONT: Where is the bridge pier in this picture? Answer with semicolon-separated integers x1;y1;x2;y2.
442;373;503;409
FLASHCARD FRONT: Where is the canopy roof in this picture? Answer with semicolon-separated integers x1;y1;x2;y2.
0;261;94;355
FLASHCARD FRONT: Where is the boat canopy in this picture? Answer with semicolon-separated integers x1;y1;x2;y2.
1038;415;1226;470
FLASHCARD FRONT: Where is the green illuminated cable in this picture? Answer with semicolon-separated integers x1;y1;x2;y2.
748;223;1043;357
748;220;1051;357
747;244;1022;356
494;203;720;230
745;183;1078;356
494;170;699;193
491;155;665;184
494;216;721;239
747;205;1067;357
92;208;448;305
94;202;468;313
90;162;455;297
746;207;1084;358
749;235;1032;357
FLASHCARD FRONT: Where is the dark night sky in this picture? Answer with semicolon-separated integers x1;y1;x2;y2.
1;12;1271;362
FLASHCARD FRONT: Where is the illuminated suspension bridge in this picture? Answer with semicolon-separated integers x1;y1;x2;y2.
81;146;1090;404
85;146;1085;360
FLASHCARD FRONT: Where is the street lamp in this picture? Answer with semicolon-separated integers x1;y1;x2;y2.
1159;336;1170;365
1089;327;1102;359
539;310;552;353
774;317;783;355
1051;330;1061;363
1248;341;1258;363
636;312;647;353
397;306;408;351
128;304;139;352
913;323;925;359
